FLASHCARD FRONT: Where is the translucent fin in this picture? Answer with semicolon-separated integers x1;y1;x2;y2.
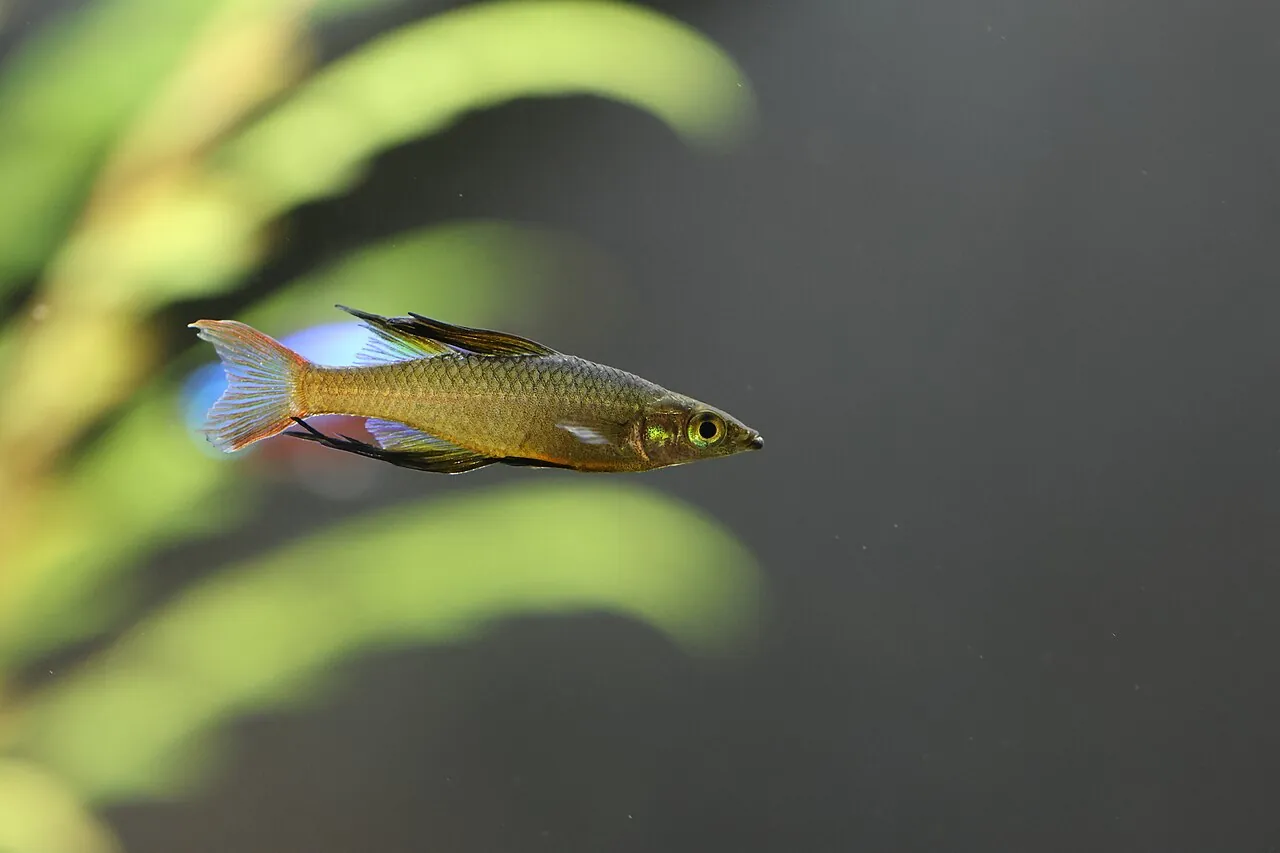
366;418;465;454
353;334;440;366
406;312;557;356
335;304;557;359
285;418;495;475
338;305;454;365
189;320;307;452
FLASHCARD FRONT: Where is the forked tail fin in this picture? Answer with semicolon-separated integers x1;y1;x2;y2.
189;320;308;452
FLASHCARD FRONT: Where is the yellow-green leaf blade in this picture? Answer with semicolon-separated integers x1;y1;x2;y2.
13;481;762;803
223;0;756;215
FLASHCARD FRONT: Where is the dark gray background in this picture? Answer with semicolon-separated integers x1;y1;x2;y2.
10;0;1280;849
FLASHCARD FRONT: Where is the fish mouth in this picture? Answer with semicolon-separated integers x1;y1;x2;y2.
747;432;764;450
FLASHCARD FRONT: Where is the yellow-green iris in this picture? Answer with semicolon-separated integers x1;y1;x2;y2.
687;412;726;448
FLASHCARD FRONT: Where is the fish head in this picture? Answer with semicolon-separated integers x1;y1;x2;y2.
640;394;763;468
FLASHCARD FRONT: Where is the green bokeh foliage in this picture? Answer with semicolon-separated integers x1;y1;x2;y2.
0;1;759;849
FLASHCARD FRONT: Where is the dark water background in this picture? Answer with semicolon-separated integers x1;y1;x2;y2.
9;0;1280;849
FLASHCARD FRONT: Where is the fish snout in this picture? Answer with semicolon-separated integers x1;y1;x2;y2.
747;431;764;450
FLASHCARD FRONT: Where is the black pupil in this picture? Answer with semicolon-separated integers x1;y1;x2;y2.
699;419;719;440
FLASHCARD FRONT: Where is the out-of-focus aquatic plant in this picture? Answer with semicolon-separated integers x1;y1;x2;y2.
10;483;760;802
0;1;758;849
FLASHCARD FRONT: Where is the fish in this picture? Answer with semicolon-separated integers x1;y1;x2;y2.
188;305;763;475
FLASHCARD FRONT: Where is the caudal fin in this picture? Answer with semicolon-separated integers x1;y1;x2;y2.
189;320;308;452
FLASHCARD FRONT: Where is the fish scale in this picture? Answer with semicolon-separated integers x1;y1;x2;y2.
302;354;650;461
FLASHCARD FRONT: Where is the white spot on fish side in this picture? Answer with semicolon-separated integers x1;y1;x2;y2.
557;423;612;445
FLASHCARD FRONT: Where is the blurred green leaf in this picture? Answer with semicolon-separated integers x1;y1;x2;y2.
0;391;239;672
13;481;761;802
0;0;231;290
223;0;756;216
44;173;269;311
241;219;595;331
0;1;312;485
310;0;402;18
0;760;121;853
0;0;763;828
0;0;754;324
0;221;602;669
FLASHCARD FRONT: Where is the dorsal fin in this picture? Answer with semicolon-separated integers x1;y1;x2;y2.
404;312;557;356
338;305;453;364
333;304;557;359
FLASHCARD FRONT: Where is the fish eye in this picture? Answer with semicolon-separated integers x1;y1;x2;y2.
688;412;726;448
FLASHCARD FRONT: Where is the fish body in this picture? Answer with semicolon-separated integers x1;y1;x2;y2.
300;355;672;470
189;306;763;474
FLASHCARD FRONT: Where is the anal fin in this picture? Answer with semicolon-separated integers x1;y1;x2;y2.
285;418;495;475
366;418;462;453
